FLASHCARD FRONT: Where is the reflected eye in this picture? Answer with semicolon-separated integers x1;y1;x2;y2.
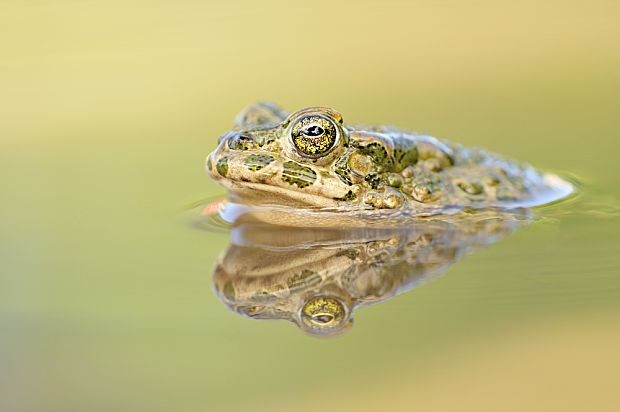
301;296;346;330
291;115;338;157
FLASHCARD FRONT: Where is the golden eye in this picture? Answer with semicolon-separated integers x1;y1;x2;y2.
290;115;338;157
301;296;346;330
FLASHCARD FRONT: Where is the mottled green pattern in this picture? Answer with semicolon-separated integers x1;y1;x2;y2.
354;142;394;172
243;154;275;171
252;129;279;147
393;147;419;170
216;157;229;177
334;155;353;186
334;190;357;202
287;269;321;290
282;161;317;188
365;173;381;189
227;134;253;151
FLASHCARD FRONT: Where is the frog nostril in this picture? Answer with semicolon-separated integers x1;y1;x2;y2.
218;131;236;144
228;132;255;151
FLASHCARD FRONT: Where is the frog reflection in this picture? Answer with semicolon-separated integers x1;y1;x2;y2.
212;210;530;337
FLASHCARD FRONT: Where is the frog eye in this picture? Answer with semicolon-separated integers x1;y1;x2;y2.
300;296;346;332
290;115;338;157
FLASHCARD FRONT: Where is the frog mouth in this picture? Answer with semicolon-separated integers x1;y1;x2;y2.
225;180;340;208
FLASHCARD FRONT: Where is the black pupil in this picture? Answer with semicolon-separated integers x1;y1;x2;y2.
314;314;333;323
302;126;324;137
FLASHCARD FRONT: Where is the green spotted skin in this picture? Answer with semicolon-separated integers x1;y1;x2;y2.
282;161;317;188
216;157;228;177
206;103;573;214
244;154;275;171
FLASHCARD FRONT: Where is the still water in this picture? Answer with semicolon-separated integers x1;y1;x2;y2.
1;1;619;411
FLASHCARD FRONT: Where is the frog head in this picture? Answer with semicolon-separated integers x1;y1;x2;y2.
206;103;434;209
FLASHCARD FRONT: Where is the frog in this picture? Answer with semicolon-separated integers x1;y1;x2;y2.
212;209;530;336
206;102;573;219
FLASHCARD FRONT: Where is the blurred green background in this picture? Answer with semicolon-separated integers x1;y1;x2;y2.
1;1;619;411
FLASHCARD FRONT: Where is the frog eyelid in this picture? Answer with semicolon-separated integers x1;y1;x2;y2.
284;107;343;126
